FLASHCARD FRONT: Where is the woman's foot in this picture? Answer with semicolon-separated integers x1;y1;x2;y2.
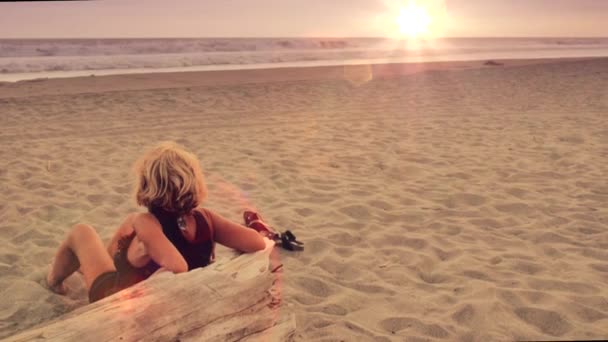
46;269;68;295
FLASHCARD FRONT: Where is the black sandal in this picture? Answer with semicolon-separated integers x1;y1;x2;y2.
279;230;304;251
243;211;304;251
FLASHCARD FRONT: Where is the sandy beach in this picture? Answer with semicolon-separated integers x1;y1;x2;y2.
1;57;607;341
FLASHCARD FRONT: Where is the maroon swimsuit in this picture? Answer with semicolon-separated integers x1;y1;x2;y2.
88;208;215;303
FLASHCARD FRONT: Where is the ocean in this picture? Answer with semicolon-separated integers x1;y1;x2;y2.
1;37;607;82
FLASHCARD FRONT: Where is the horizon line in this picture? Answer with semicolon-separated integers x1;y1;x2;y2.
1;36;607;40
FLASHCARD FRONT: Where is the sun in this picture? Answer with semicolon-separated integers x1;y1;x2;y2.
396;1;431;38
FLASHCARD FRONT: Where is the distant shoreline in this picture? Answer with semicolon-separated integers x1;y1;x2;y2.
1;56;606;98
2;54;608;84
2;36;607;82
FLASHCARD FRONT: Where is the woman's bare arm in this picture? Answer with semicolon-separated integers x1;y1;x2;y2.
106;213;137;256
206;210;266;253
132;213;188;273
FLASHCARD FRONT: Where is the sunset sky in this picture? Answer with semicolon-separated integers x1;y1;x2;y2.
0;0;606;38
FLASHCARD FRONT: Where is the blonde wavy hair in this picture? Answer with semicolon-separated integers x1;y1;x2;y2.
133;141;207;215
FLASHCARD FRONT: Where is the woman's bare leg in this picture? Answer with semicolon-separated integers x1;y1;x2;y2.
46;238;80;294
47;223;115;293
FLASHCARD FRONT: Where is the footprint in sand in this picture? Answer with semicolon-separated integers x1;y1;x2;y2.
367;200;394;211
309;303;348;316
445;172;473;180
16;171;32;182
379;317;450;338
489;256;503;265
333;247;354;258
302;239;331;257
505;187;528;199
32;239;56;248
432;247;461;261
112;185;131;195
451;304;475;325
589;263;608;273
12;230;51;244
338;204;371;220
418;271;450;284
294;207;314;217
310;318;334;329
293;276;335;298
578;227;603;235
518;290;553;305
469;218;503;230
495;202;534;215
514;307;572;337
370;234;427;250
582;250;608;266
569;303;607;323
315;256;361;281
16;206;35;216
527;278;599;294
86;178;101;186
292;293;325;306
512;261;545;275
349;189;373;197
557;135;585;145
86;194;104;205
532;232;573;245
443;193;487;208
327;232;363;246
462;270;493;282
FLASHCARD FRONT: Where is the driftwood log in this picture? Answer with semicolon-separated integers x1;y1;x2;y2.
5;243;295;341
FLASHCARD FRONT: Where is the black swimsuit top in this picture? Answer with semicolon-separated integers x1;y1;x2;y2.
113;208;215;287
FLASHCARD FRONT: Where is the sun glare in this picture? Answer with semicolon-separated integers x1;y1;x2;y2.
396;1;431;38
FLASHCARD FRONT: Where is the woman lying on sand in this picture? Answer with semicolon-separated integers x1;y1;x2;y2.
46;141;271;302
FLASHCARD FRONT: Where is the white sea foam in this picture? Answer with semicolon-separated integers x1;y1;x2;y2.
1;37;607;82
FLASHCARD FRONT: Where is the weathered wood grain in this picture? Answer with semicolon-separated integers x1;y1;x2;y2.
4;243;294;341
